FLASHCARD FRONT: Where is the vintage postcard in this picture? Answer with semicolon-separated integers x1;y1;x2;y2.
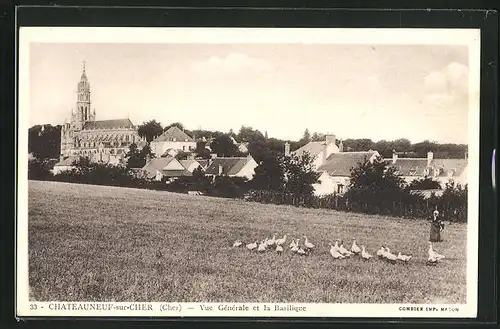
17;27;480;318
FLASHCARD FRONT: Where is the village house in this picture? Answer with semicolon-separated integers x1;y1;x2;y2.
141;156;193;182
287;134;379;196
229;136;249;154
204;155;258;180
150;126;197;158
290;134;343;170
386;151;468;188
313;151;381;195
178;158;203;173
51;156;81;175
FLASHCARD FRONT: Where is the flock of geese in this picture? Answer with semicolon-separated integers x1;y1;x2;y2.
232;234;446;265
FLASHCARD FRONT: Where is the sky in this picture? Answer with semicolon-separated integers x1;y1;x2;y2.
29;42;470;144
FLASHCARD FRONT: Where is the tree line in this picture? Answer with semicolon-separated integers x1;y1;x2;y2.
29;122;468;163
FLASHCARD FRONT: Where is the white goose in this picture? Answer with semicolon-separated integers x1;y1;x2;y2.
266;234;277;247
361;245;372;260
246;241;258;251
330;244;346;259
338;241;353;257
376;245;386;259
232;240;243;247
289;239;297;249
276;244;284;254
351;238;361;255
304;236;315;250
297;247;307;256
332;240;341;252
384;247;398;263
258;239;268;252
397;252;412;262
276;234;287;246
428;242;445;261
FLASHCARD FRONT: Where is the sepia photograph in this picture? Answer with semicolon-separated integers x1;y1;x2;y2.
17;27;480;318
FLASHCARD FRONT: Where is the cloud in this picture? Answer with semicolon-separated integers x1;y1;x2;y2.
424;62;468;107
191;52;271;75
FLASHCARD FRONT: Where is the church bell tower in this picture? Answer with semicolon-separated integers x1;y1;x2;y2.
73;61;95;130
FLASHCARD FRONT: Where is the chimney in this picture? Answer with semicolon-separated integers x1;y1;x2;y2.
324;134;337;160
392;150;398;164
284;142;290;156
338;139;344;152
427;151;434;166
325;134;336;145
218;164;223;175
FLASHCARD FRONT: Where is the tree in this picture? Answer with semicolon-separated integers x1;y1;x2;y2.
439;181;467;221
139;144;155;160
163;122;184;132
407;177;442;190
311;132;325;142
125;143;147;168
28;124;62;159
237;126;265;143
302;129;311;142
282;152;321;197
175;151;191;160
210;134;242;157
28;157;54;180
250;153;285;191
297;129;311;147
137;120;163;143
346;157;407;213
343;138;374;152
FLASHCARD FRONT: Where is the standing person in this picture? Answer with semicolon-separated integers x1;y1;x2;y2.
429;209;443;242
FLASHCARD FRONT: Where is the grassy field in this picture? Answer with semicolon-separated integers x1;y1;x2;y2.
28;180;467;304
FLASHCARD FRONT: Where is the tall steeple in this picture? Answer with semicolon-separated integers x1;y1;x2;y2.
74;60;94;130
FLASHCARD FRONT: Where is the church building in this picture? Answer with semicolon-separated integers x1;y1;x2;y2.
59;64;145;164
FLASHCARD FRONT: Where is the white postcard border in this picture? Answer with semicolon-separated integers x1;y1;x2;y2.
16;27;481;318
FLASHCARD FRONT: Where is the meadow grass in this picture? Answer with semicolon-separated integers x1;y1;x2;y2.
28;180;467;303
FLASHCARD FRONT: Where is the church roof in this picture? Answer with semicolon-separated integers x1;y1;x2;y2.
153;126;195;143
83;119;135;130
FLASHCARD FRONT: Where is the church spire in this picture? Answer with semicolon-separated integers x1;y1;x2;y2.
80;60;88;81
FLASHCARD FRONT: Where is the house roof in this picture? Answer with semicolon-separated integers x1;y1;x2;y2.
179;159;200;170
54;156;83;167
204;156;253;175
432;158;468;177
292;141;327;157
387;158;430;176
317;151;379;176
160;169;193;177
196;159;209;169
385;157;468;177
83;119;135;130
142;157;176;173
153;126;195;143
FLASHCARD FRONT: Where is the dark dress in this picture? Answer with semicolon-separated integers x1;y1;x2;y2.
429;218;442;242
